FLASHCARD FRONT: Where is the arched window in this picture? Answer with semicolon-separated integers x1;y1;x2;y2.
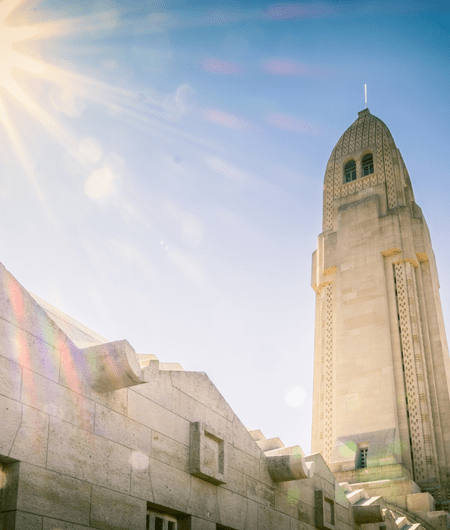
362;153;374;176
344;160;356;183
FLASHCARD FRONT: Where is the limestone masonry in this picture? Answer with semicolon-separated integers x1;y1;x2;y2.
1;109;450;529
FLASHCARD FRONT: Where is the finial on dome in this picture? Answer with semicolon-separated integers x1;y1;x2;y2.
358;108;371;117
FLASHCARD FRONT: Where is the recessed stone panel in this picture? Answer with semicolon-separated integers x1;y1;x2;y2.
189;421;227;485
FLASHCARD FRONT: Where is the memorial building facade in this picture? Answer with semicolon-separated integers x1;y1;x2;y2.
311;109;450;510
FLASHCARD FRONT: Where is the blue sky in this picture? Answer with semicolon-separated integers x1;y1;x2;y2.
1;0;449;453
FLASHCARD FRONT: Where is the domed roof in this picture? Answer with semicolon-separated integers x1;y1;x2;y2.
322;109;413;231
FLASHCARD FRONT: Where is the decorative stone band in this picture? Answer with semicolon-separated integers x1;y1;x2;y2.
323;266;337;276
80;339;144;392
352;505;385;524
381;248;401;257
313;280;333;294
393;258;419;268
416;252;429;263
266;454;315;482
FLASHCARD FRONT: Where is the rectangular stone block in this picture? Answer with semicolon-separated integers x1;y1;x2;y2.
0;265;66;352
245;476;275;508
149;459;190;513
47;417;131;494
90;485;146;530
187;476;221;520
132;371;173;410
0;317;60;382
43;519;91;530
130;451;153;501
257;503;291;530
152;431;189;472
0;355;22;401
0;394;21;457
173;387;205;423
217;488;247;530
128;390;189;446
21;368;94;431
95;403;152;455
9;405;49;466
229;445;259;480
171;372;233;421
16;462;91;525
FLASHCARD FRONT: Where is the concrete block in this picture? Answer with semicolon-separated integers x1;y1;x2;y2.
244;499;258;530
406;492;435;512
80;340;144;393
130;451;153;501
128;390;189;446
90;485;146;530
47;417;131;494
0;318;60;382
152;431;189;472
133;371;173;410
0;394;21;457
0;511;43;530
189;421;227;485
149;459;190;512
0;265;66;352
231;415;261;459
0;355;21;401
58;342;127;415
173;387;205;423
245;476;275;508
43;518;91;530
95;403;151;455
221;467;246;497
229;445;259;480
21;368;94;431
257;503;291;530
16;462;91;525
187;476;220;521
217;488;247;530
189;517;215;530
171;372;233;421
203;408;232;444
275;489;298;517
9;404;49;466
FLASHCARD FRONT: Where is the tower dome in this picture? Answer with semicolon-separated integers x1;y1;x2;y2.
322;108;414;232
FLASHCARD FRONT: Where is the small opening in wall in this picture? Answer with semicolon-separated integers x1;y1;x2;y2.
356;444;369;469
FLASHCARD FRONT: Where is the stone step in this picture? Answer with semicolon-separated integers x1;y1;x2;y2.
339;482;352;493
395;516;411;529
347;489;368;505
256;437;285;452
264;445;304;457
248;429;265;441
355;496;382;506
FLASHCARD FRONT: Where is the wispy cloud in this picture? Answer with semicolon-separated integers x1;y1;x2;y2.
201;58;243;75
262;59;334;78
203;108;256;134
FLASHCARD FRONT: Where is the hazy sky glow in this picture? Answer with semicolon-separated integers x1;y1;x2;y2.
1;0;449;453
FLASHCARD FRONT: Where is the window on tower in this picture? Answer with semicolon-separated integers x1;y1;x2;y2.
362;153;374;176
356;445;369;469
344;160;357;183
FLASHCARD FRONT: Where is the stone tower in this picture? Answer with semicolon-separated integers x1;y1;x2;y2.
311;108;450;506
